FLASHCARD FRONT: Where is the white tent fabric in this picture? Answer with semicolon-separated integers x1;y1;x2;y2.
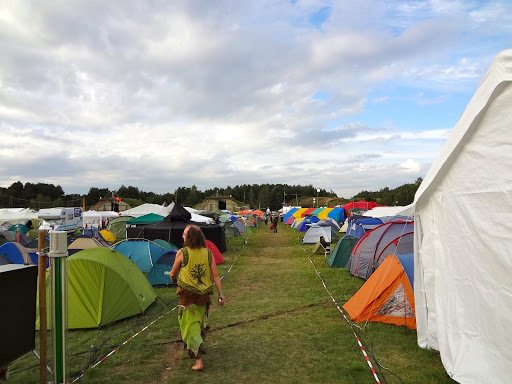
120;203;174;218
365;204;414;221
83;210;119;228
183;207;214;224
413;50;512;384
0;208;38;224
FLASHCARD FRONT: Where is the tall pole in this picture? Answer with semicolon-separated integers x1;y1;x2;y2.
49;231;69;384
38;231;48;384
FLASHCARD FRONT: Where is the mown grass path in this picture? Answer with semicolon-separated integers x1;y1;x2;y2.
9;223;455;383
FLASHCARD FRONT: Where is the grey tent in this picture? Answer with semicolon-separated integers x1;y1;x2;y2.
347;220;414;279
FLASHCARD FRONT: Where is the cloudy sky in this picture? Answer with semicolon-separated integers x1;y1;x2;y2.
1;1;511;198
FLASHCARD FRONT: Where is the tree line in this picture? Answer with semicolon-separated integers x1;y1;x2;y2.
0;179;421;211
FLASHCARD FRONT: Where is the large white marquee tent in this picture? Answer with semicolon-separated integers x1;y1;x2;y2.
414;50;512;383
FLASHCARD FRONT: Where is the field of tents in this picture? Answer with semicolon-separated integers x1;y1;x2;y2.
2;50;512;383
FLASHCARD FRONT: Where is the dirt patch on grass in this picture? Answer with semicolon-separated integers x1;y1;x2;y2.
161;336;185;381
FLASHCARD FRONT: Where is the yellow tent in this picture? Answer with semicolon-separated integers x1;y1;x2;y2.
318;208;333;219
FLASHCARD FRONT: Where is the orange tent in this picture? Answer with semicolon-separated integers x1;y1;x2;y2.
342;253;416;329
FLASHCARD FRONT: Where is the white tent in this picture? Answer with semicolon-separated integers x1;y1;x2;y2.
184;207;214;224
83;210;119;228
120;203;174;218
0;208;38;224
414;50;512;384
365;204;414;221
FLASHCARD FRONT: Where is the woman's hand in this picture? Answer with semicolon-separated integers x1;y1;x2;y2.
218;294;226;306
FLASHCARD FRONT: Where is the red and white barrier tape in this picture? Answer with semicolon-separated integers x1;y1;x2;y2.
70;308;176;383
304;250;381;384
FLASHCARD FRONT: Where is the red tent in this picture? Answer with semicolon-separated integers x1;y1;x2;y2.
343;200;385;216
206;239;225;265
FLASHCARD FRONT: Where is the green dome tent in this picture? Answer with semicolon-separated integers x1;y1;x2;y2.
37;248;156;329
326;235;358;268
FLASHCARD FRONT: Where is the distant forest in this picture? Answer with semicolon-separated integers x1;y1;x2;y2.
0;179;422;211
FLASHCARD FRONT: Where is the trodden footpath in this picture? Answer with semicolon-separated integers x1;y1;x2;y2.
9;222;455;383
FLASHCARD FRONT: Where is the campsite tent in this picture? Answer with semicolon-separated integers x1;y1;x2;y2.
283;208;299;223
126;213;164;226
126;203;227;253
292;208;308;218
68;237;106;255
326;235;358;268
343;253;415;329
344;216;383;239
112;239;166;273
413;50;512;383
206;239;225;265
121;203;174;218
38;248;156;329
0;208;38;225
296;217;319;232
327;207;346;223
108;216;133;240
0;242;37;265
0;254;12;265
317;208;333;219
347;221;413;279
301;224;339;244
147;249;177;286
152;239;179;251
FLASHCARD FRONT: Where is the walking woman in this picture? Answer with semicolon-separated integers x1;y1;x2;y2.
170;225;226;370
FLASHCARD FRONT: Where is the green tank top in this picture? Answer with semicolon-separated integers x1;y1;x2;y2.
177;247;214;295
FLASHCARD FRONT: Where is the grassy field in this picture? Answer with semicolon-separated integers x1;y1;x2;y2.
9;223;455;383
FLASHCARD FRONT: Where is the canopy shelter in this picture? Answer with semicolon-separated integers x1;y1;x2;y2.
301;208;315;217
126;203;227;253
310;208;323;217
283;207;300;223
327;207;346;223
121;203;174;218
126;213;165;226
413;50;512;383
343;253;415;329
317;208;333;219
0;208;38;225
292;208;308;218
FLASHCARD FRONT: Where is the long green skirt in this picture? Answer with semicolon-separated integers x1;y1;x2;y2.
178;304;208;358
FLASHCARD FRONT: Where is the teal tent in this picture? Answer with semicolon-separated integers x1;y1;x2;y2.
126;213;164;225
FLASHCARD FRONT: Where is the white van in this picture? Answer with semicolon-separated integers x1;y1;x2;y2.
38;207;83;233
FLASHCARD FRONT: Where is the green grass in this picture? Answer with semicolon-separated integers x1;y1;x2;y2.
8;224;455;383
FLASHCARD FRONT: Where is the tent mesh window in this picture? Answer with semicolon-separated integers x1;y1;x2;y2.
375;284;414;318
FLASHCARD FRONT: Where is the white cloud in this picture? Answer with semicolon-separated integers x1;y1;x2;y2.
0;0;510;198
